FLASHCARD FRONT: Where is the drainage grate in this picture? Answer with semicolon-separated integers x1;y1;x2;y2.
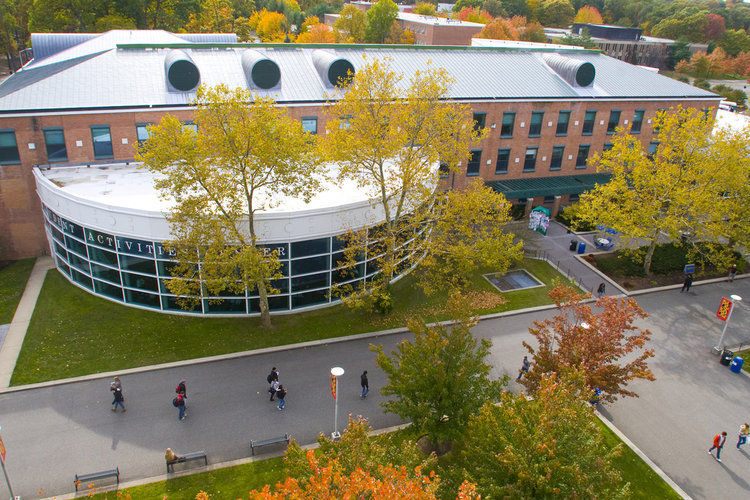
484;269;544;292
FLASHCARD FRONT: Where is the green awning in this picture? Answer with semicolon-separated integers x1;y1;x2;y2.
486;173;612;200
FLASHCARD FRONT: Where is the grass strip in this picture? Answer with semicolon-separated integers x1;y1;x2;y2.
12;258;569;385
0;258;35;324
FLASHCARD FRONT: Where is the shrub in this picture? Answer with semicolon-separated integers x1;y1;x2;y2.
556;204;596;232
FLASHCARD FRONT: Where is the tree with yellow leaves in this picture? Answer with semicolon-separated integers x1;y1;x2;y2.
575;106;750;276
249;9;288;42
137;85;324;328
574;5;603;24
296;16;336;43
333;4;367;43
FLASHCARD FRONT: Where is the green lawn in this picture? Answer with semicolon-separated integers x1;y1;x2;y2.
0;258;35;324
12;258;569;385
86;457;285;499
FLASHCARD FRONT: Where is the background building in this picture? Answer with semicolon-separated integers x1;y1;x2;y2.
0;31;719;314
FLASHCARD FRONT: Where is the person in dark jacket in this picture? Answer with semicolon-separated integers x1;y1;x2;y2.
176;393;186;421
112;386;125;412
276;385;287;410
681;274;693;293
361;371;369;398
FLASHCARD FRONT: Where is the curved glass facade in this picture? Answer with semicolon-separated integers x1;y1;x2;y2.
41;203;421;315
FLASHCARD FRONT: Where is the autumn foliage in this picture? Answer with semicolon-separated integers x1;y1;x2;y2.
521;285;655;402
574;6;603;25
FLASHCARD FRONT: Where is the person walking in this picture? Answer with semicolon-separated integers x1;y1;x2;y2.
276;384;287;410
708;431;727;462
111;386;125;412
360;371;369;399
269;378;279;401
728;264;738;282
175;393;186;421
516;356;531;381
596;282;605;298
267;367;279;384
110;376;122;392
176;379;187;412
680;274;693;293
737;423;749;449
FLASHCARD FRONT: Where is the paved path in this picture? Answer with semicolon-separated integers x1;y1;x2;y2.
1;280;749;499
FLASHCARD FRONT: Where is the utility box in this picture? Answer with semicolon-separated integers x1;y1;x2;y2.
720;348;734;366
730;356;745;373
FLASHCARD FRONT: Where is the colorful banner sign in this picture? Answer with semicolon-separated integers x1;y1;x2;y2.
0;433;5;462
330;374;337;400
717;297;733;322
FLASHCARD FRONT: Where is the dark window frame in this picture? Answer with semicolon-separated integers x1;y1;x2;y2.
495;148;510;174
136;123;153;145
466;149;482;176
500;112;515;138
632;109;645;134
90;125;114;160
473;112;487;131
575;144;590;169
43;127;68;163
550;145;564;171
607;110;621;135
301;116;318;135
523;147;538;172
0;129;20;165
556;110;571;136
529;111;544;138
582;110;596;136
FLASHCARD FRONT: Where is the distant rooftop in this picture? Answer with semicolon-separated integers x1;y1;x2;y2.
398;12;484;27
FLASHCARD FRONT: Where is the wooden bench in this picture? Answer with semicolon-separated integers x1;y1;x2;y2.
74;467;119;491
166;450;208;473
251;434;290;456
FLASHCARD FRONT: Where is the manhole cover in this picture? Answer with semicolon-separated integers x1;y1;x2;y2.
484;269;544;292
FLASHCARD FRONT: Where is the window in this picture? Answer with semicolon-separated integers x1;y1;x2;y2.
632;109;645;134
529;111;544;137
543;195;555;204
575;145;590;168
473;112;486;131
648;141;660;159
495;148;510;174
340;115;352;129
136;123;151;145
43;128;67;162
501;112;515;138
556;111;570;136
603;142;614;152
550;145;564;171
523;147;537;172
439;162;450;178
90;126;113;159
582;111;596;135
466;149;481;176
302;117;317;135
607;110;621;135
182;121;198;133
569;194;580;202
0;130;20;164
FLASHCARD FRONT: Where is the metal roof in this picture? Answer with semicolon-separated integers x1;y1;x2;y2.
486;173;612;199
0;30;718;114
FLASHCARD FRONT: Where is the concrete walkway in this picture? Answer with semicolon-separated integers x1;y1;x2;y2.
0;256;54;387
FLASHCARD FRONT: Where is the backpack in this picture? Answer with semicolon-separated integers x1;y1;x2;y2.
267;373;274;384
172;397;179;407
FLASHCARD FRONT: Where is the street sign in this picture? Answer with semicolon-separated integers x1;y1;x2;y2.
0;433;5;462
330;374;337;400
717;297;733;322
684;263;695;275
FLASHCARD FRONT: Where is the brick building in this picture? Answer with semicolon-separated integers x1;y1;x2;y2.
0;31;719;314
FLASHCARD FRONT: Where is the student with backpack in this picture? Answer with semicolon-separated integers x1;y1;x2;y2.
267;368;279;401
173;393;186;421
276;384;287;410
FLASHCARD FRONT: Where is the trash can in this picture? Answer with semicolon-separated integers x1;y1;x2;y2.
720;348;733;366
570;240;578;251
577;242;586;254
731;356;745;373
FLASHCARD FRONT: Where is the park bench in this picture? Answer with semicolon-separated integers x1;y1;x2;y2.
166;450;208;473
251;433;290;456
74;467;119;491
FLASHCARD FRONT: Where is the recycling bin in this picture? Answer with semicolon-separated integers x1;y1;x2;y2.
730;356;745;373
577;242;586;254
720;348;733;366
570;240;578;251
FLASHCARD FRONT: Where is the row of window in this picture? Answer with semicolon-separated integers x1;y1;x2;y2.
464;139;660;175
472;109;646;139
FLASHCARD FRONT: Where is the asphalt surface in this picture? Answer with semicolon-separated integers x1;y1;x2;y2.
1;277;749;499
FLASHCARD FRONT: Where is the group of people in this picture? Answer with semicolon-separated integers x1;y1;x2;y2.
708;423;749;462
267;367;287;410
109;376;187;420
682;264;740;293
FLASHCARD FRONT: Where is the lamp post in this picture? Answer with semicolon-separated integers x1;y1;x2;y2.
714;294;742;354
330;367;344;440
0;425;16;500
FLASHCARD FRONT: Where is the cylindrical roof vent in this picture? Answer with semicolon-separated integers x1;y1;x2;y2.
241;50;281;90
164;49;200;92
312;50;354;88
543;54;595;87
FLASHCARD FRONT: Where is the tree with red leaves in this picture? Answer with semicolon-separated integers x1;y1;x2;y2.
520;285;654;403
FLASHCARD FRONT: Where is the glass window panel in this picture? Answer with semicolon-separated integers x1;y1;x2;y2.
91;126;113;159
65;235;87;256
182;122;198;133
500;112;515;138
333;263;365;284
122;272;159;292
250;296;289;312
88;246;118;266
556;111;570;136
119;254;156;275
94;280;123;301
205;298;246;314
54;241;67;260
116;236;156;257
50;225;64;243
157;260;179;277
466;149;481;176
366;258;381;276
550;145;564;171
473;112;486;131
632;109;645;133
91;263;121;284
154;243;178;259
270;278;289;294
71;268;93;290
60;218;84;239
0;130;20;164
291;255;329;275
136;123;151;144
583;111;596;135
607;110;621;134
291;238;329;258
495;148;510;174
529;111;543;137
68;253;90;273
292;290;329;309
438;162;449;178
43;128;68;162
291;271;329;292
301;117;317;134
162;295;202;313
523;147;537;172
576;145;590;168
56;258;70;276
332;236;349;252
84;228;116;250
124;289;160;308
603;142;614;152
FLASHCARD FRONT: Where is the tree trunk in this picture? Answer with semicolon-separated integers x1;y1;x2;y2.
643;228;661;276
257;279;272;329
